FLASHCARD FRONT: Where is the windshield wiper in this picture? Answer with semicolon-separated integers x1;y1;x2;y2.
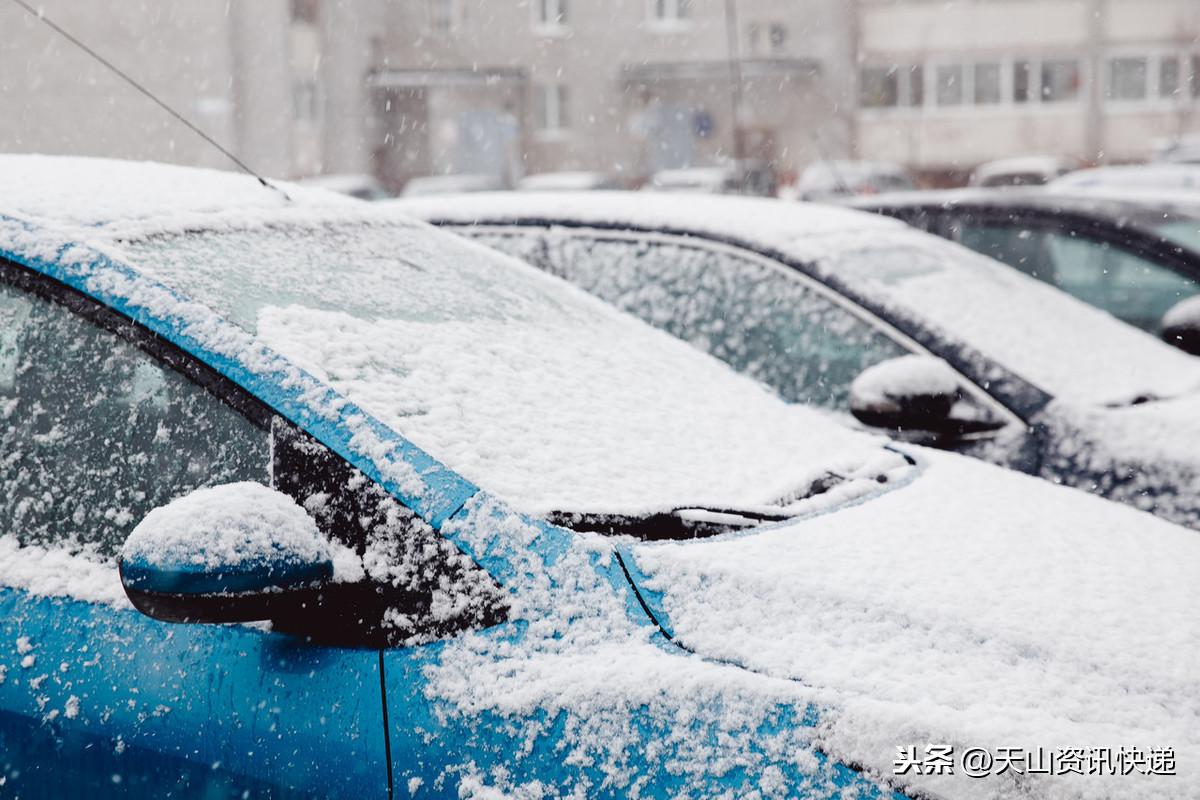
544;470;852;541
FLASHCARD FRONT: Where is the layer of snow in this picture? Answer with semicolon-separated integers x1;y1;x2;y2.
633;447;1200;800
397;191;1200;406
115;218;896;517
1049;164;1200;191
0;154;350;229
122;482;330;571
1162;293;1200;331
517;172;614;191
969;156;1072;185
849;354;961;406
0;536;128;608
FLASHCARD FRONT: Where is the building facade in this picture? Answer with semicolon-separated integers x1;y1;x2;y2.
856;0;1200;178
3;0;1199;187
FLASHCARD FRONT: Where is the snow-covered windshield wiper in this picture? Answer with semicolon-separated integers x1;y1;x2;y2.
545;469;864;540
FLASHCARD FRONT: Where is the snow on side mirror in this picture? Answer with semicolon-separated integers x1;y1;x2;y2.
849;354;985;438
1161;295;1200;356
119;482;334;624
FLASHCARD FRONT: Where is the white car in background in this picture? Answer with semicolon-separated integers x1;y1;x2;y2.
969;155;1076;187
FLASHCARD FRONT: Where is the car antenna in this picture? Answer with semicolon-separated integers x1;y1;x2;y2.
8;0;291;202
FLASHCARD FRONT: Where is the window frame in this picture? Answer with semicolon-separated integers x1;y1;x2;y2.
532;0;569;34
453;223;1025;432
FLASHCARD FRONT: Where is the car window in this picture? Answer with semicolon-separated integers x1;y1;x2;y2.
956;222;1200;332
0;271;505;642
0;278;269;560
469;228;914;409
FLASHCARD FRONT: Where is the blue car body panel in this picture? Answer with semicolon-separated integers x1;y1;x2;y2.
0;588;388;798
0;215;906;799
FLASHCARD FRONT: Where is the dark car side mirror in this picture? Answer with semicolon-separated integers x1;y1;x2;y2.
849;355;1003;438
120;482;335;624
1161;296;1200;356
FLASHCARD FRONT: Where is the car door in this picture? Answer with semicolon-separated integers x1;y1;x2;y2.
0;268;390;798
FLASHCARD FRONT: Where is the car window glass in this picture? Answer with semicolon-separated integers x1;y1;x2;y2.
0;279;269;561
0;273;505;641
471;229;913;409
1046;234;1199;333
956;222;1199;332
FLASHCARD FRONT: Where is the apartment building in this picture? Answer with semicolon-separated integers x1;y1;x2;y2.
0;0;301;177
320;0;856;189
856;0;1200;177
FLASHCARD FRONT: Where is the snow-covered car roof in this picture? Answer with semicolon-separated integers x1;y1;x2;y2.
969;155;1074;185
1049;163;1200;191
0;156;897;522
397;190;1200;406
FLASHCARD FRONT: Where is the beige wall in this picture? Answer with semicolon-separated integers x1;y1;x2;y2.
856;0;1200;172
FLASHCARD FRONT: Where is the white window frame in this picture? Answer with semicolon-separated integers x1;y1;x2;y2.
532;0;569;35
646;0;692;31
534;84;570;137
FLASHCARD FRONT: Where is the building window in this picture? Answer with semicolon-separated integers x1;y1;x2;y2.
935;63;965;106
428;0;458;33
535;0;568;27
769;23;787;52
290;0;318;24
860;66;899;108
649;0;690;22
535;84;569;131
1013;60;1033;103
860;65;924;109
1041;59;1080;102
973;62;1002;104
1108;56;1148;100
907;65;925;107
1160;55;1182;98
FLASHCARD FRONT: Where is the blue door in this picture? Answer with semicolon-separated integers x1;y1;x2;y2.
0;273;389;797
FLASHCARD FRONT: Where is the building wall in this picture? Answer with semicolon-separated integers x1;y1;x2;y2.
370;0;854;187
856;0;1200;173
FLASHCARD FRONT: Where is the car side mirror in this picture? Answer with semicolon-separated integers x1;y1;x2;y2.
120;482;334;624
849;355;1002;438
1161;296;1200;356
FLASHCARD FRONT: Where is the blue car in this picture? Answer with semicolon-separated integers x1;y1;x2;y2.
0;157;1194;800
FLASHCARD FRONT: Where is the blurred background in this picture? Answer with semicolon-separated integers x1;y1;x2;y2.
2;0;1199;196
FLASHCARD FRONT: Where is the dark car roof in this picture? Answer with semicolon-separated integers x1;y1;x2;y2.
841;187;1200;232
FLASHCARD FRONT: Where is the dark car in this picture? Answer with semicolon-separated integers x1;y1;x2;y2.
843;188;1200;349
398;191;1200;530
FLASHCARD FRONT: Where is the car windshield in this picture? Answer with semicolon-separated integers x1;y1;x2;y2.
1156;218;1200;253
119;214;899;522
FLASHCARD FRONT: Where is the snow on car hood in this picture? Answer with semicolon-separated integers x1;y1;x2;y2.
399;191;1200;407
630;448;1200;800
111;214;901;518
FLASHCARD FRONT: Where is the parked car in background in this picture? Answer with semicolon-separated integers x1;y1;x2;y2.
517;171;618;191
644;160;775;196
296;173;392;201
969;156;1076;187
400;190;1200;530
5;157;1198;800
792;160;915;201
1153;134;1200;165
1048;163;1200;191
845;188;1200;344
400;173;507;197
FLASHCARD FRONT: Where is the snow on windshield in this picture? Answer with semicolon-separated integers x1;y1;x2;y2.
118;217;894;517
